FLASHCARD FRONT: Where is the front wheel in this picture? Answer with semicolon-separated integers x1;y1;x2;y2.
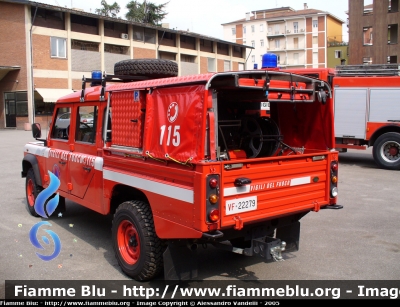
372;132;400;170
112;200;163;281
25;168;42;217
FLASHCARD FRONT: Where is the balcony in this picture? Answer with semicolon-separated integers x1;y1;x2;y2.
267;32;285;38
268;45;286;51
285;42;305;50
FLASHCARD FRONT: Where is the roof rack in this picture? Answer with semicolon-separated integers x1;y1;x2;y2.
335;64;400;76
80;72;149;102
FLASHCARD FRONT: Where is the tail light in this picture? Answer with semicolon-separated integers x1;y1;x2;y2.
209;178;218;188
206;175;220;225
209;209;220;222
330;161;338;198
209;194;219;204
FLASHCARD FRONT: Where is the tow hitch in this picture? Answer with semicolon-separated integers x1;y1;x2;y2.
243;237;286;261
214;237;286;262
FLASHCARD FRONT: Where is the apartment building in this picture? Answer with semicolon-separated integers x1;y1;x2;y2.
348;0;399;64
222;4;345;70
0;0;249;130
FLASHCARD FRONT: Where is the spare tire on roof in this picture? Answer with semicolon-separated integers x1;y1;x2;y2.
114;59;178;79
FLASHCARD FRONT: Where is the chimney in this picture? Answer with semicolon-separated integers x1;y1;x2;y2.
246;12;250;21
304;3;308;9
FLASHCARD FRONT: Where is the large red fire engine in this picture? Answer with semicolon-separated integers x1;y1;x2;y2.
22;58;341;281
286;64;400;170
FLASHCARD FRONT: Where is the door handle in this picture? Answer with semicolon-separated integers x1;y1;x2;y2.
59;160;67;165
83;166;91;172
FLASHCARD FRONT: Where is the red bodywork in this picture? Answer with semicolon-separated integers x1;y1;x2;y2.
23;70;339;241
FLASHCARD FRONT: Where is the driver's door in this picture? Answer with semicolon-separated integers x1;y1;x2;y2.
47;106;72;192
67;105;99;200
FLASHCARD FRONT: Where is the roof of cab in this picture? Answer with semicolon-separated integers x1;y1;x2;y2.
56;86;107;103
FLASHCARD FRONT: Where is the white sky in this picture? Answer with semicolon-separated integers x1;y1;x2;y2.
36;0;371;41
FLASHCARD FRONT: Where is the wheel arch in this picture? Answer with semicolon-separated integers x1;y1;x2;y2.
22;154;43;187
109;184;149;215
370;126;400;146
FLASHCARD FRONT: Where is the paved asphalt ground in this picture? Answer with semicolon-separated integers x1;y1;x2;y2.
1;129;400;298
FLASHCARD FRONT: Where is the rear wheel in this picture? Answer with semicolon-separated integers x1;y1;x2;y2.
25;168;41;217
112;200;163;281
373;132;400;170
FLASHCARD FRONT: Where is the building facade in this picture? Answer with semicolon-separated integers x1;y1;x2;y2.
327;40;349;67
348;0;399;64
222;4;345;70
0;0;248;130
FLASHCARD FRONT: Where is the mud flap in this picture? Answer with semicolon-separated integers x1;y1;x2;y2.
275;221;300;252
163;241;198;281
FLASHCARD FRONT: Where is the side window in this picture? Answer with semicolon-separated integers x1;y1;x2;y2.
51;107;71;140
75;106;98;143
103;106;112;142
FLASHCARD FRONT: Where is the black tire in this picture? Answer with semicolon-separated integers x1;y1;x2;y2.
112;200;163;281
26;169;66;217
25;168;42;217
114;59;178;79
372;132;400;170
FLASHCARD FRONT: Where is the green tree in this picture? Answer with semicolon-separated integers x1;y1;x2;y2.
95;0;121;18
125;0;169;25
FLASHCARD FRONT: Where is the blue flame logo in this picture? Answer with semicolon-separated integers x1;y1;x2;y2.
29;171;62;261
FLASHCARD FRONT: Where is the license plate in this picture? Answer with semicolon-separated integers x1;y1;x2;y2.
226;196;257;215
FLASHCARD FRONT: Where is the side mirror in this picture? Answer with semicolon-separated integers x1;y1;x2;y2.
31;123;42;138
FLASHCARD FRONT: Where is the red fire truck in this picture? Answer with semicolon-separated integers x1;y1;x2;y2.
286;64;400;170
22;59;341;281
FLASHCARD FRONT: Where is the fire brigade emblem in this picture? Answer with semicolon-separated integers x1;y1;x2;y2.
167;102;179;123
